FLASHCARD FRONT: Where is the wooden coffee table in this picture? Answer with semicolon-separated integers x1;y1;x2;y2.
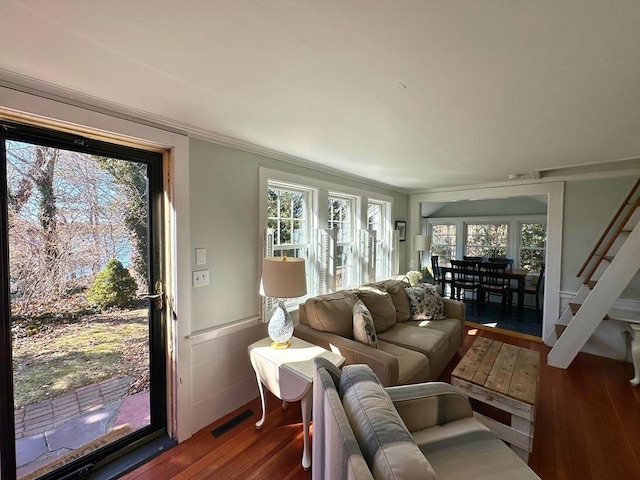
451;337;539;461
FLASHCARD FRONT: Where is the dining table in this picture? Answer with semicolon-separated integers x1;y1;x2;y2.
439;264;530;319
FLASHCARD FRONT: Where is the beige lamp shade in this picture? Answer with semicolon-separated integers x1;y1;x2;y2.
414;235;431;252
261;256;307;298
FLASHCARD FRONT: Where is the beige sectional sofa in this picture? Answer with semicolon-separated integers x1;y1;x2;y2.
313;358;541;479
295;278;465;386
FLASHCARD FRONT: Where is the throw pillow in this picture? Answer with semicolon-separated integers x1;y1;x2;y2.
353;300;378;348
405;284;446;320
357;286;397;333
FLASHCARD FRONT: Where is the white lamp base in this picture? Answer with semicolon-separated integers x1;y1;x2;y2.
268;300;294;349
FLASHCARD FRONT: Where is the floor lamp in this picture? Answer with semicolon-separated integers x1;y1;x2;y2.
414;235;432;283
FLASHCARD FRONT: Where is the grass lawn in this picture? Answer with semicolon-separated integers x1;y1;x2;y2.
12;306;149;409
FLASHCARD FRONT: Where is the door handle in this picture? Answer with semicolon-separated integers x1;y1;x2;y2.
142;280;163;310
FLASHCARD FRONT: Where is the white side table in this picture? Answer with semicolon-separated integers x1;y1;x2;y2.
248;336;345;470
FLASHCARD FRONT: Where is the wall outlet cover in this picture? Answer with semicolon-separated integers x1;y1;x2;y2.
192;269;210;287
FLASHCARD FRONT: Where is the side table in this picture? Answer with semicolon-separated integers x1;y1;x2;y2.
248;336;345;470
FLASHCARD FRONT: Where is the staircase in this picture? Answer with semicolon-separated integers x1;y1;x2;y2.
547;178;640;370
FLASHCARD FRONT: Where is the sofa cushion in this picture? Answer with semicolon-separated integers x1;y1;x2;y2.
339;364;437;480
406;317;463;348
405;285;445;320
357;286;397;333
353;300;378;348
414;417;540;479
371;279;412;322
302;291;359;338
377;341;431;385
378;323;450;361
385;282;412;322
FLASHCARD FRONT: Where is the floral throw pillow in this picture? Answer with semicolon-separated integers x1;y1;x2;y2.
404;284;446;321
353;300;378;348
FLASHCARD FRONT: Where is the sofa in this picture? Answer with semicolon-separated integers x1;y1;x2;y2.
313;357;541;479
295;278;465;386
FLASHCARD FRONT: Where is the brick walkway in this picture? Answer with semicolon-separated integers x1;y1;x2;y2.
14;376;131;439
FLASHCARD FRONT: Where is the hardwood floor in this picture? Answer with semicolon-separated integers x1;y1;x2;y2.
122;327;640;480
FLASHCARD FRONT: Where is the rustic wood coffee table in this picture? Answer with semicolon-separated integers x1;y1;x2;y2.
451;337;539;461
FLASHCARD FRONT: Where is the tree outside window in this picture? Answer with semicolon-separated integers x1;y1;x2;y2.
267;186;308;260
430;224;457;265
519;223;546;272
465;223;508;258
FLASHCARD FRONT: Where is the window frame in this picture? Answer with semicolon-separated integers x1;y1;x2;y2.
328;193;357;289
266;181;314;308
464;221;510;259
429;222;458;266
518;221;547;273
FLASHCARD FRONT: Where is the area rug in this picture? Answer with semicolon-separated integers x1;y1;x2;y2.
19;424;134;480
463;301;542;337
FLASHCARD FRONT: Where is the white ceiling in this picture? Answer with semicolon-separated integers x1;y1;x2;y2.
1;0;639;191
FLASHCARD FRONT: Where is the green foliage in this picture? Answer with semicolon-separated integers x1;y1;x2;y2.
86;259;137;310
267;187;306;245
94;156;149;287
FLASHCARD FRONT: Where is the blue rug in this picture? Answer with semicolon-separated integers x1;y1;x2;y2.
462;300;542;337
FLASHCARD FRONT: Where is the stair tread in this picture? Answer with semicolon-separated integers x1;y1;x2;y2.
568;302;610;320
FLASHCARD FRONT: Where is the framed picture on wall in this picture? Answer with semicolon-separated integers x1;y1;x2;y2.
395;221;406;241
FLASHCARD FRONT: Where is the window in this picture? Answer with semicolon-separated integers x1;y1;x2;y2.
263;169;394;303
368;201;391;280
427;216;546;271
519;222;546;272
328;195;355;289
465;223;508;258
430;224;457;265
267;184;310;260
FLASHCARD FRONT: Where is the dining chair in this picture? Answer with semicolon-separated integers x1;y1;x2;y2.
463;256;488;263
431;255;453;297
510;264;545;321
450;260;480;315
488;257;515;271
478;262;509;318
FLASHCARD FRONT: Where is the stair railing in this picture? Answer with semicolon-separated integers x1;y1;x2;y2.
577;178;640;285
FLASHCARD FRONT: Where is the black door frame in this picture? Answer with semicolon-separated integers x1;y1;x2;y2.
0;121;168;480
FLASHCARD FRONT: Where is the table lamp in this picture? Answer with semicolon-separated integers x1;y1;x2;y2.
261;255;307;349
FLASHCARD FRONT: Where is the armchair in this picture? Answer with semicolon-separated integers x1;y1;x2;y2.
313;358;541;479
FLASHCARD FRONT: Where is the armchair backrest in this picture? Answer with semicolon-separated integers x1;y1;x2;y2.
313;358;372;480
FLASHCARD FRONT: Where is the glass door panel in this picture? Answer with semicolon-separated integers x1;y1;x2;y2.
1;122;166;480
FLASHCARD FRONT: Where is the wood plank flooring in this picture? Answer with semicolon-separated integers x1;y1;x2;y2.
122;327;640;480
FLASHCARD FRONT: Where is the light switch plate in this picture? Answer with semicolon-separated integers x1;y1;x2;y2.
192;270;209;287
195;248;206;265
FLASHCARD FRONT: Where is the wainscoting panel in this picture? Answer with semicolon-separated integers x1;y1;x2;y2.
189;321;267;434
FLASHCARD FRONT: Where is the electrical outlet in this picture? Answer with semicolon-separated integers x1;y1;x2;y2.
192;269;210;287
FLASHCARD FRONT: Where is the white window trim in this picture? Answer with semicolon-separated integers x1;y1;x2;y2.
328;192;358;289
368;199;393;281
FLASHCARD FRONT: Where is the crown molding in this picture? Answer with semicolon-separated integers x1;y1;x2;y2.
0;69;408;195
